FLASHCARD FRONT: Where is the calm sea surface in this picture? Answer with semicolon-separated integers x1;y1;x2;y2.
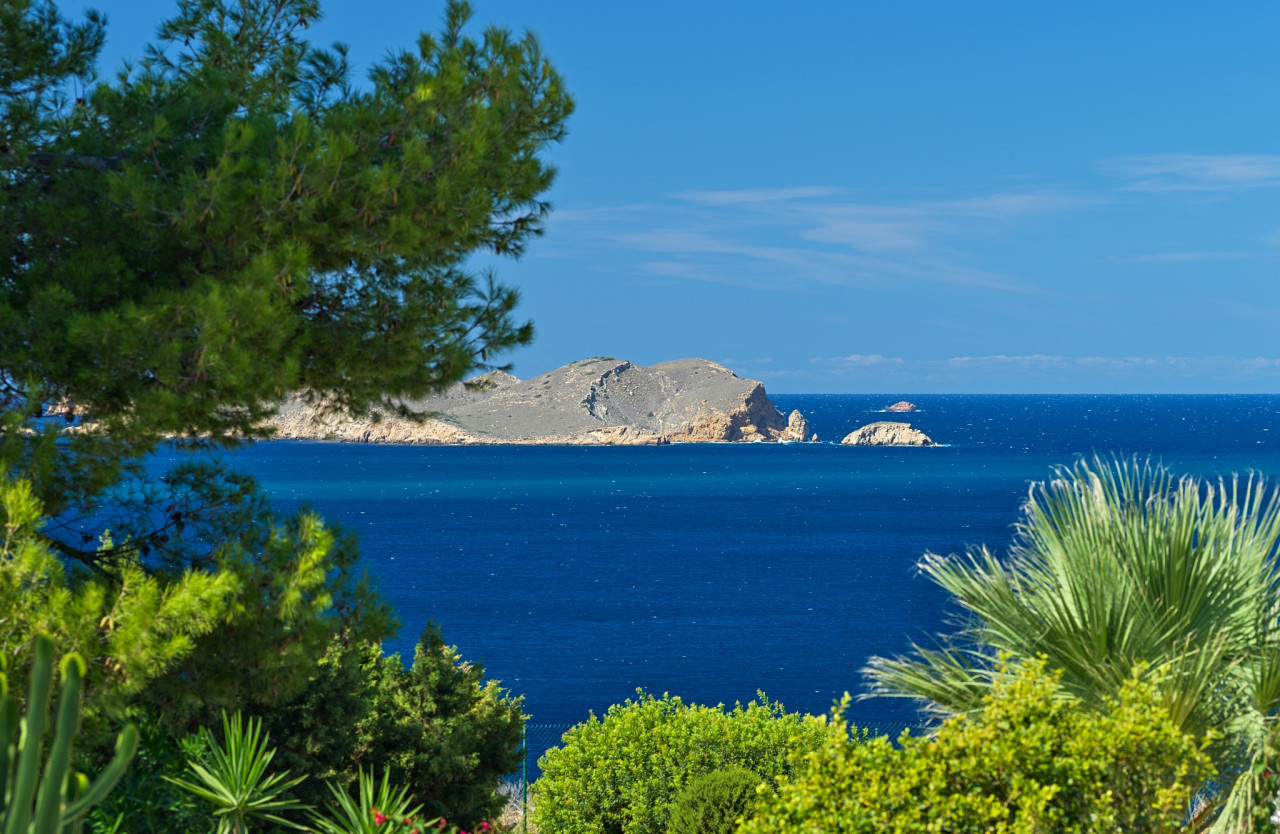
208;394;1280;745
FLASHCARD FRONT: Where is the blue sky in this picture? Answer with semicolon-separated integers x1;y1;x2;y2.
69;1;1280;392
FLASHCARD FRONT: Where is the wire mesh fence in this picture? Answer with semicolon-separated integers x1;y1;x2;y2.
502;723;574;834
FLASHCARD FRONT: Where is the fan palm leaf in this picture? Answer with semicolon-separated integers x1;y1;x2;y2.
864;457;1280;832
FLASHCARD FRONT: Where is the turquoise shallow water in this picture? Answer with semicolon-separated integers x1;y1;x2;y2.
205;394;1280;745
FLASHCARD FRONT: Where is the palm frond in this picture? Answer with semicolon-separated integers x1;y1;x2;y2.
863;456;1280;834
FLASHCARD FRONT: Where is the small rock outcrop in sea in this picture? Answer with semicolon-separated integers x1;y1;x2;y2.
884;401;917;412
263;357;817;446
779;409;815;443
841;421;935;447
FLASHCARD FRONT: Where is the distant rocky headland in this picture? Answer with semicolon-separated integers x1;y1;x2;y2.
263;357;817;446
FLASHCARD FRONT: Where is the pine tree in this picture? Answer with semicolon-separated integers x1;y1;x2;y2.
0;0;570;730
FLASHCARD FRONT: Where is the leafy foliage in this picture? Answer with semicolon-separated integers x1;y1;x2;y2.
1;0;566;772
131;485;395;739
0;472;236;746
0;465;392;754
2;0;571;460
531;692;827;834
865;456;1280;831
262;624;523;830
85;721;215;834
667;766;768;834
743;659;1213;834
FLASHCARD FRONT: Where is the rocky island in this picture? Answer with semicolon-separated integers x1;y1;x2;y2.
883;401;917;412
263;357;817;446
841;422;935;447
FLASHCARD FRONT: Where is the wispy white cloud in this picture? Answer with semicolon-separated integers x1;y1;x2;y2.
1105;251;1252;264
940;192;1102;216
676;186;842;205
1105;153;1280;193
549;186;1096;294
751;353;1280;392
826;353;906;367
794;208;933;252
614;221;1031;292
812;353;1280;376
792;191;1100;253
640;260;783;290
539;158;1280;304
718;356;774;366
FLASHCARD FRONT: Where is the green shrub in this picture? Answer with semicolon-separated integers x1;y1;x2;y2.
668;766;768;834
531;692;826;834
85;721;213;834
741;658;1213;834
262;623;523;831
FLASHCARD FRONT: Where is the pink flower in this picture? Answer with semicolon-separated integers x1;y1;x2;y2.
373;808;387;825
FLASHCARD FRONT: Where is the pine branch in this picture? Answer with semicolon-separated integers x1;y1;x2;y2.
15;150;131;171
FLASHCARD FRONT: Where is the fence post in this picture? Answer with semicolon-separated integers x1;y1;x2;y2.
521;723;528;834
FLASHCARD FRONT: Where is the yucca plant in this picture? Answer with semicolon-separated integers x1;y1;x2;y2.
165;710;309;834
310;768;435;834
864;457;1280;832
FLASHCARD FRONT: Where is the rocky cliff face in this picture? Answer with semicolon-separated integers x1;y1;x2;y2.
779;409;812;443
840;421;935;447
263;357;816;446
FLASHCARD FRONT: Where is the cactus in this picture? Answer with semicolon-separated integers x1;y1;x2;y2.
1;634;138;834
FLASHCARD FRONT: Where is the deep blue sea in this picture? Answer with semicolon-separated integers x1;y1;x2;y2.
208;394;1280;751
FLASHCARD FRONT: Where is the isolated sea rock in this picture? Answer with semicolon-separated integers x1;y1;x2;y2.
884;401;917;412
263;357;809;446
778;409;815;443
841;421;935;447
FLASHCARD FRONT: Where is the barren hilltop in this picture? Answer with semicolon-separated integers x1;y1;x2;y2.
264;357;815;445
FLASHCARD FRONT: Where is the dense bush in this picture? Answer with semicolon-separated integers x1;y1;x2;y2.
741;659;1213;834
84;722;213;834
262;623;524;830
668;766;768;834
531;692;826;834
